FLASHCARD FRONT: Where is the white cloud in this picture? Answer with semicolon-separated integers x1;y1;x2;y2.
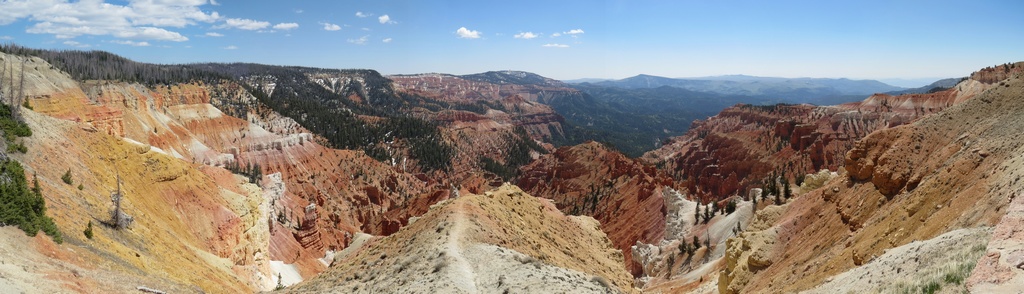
542;43;569;48
294;9;303;14
209;0;220;5
0;36;12;40
62;40;90;48
112;40;150;46
456;27;481;39
205;32;223;37
565;29;585;35
0;0;218;42
514;32;539;39
355;11;370;18
220;18;270;30
224;45;237;50
321;22;341;31
382;37;392;43
116;26;188;41
273;22;299;30
347;35;368;45
551;32;561;37
378;14;394;24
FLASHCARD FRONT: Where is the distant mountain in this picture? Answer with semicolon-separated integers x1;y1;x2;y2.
562;78;613;84
459;70;566;87
884;77;963;95
550;83;761;157
593;74;905;104
877;77;948;88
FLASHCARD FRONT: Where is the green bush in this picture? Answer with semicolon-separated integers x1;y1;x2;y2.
83;220;93;239
61;169;72;185
0;160;62;244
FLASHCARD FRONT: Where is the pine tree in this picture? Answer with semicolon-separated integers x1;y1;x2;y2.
703;204;711;223
784;179;792;199
695;203;700;223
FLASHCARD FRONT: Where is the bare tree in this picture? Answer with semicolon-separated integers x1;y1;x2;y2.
0;60;6;106
110;173;133;229
15;60;25;120
6;60;13;105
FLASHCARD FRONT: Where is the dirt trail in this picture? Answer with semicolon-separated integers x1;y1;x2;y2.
444;200;479;293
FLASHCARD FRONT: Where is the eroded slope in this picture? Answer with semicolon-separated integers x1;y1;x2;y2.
288;184;637;293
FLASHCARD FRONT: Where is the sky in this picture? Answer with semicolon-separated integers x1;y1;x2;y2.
0;0;1022;85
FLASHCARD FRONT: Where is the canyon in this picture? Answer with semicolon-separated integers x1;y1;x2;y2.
1;47;1023;294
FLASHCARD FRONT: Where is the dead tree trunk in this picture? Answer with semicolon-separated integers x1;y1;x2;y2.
15;60;24;120
110;173;133;229
0;61;6;106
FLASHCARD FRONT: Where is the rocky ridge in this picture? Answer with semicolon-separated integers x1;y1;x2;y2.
286;184;637;293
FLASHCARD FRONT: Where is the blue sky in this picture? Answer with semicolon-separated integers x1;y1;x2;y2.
0;0;1022;85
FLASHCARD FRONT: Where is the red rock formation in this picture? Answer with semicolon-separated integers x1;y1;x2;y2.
643;76;996;202
729;63;1024;293
518;141;674;276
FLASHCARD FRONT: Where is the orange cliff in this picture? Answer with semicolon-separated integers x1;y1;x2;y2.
5;52;455;290
518;141;674;276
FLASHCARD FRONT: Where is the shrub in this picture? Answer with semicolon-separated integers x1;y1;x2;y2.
83;221;93;239
61;169;72;185
77;183;83;190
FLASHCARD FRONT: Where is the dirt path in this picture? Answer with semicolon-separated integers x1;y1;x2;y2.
444;200;479;293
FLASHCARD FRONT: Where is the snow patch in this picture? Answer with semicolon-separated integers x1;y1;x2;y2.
269;260;303;287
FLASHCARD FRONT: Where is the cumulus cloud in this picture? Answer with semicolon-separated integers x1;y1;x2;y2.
112;40;151;46
382;37;392;43
0;0;220;42
220;18;270;30
0;0;223;42
355;11;370;18
514;32;539;39
565;29;584;35
321;22;341;31
542;43;569;48
348;35;369;45
223;45;237;50
378;14;394;24
456;27;481;39
551;32;561;37
0;36;11;40
205;32;223;37
273;22;299;30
